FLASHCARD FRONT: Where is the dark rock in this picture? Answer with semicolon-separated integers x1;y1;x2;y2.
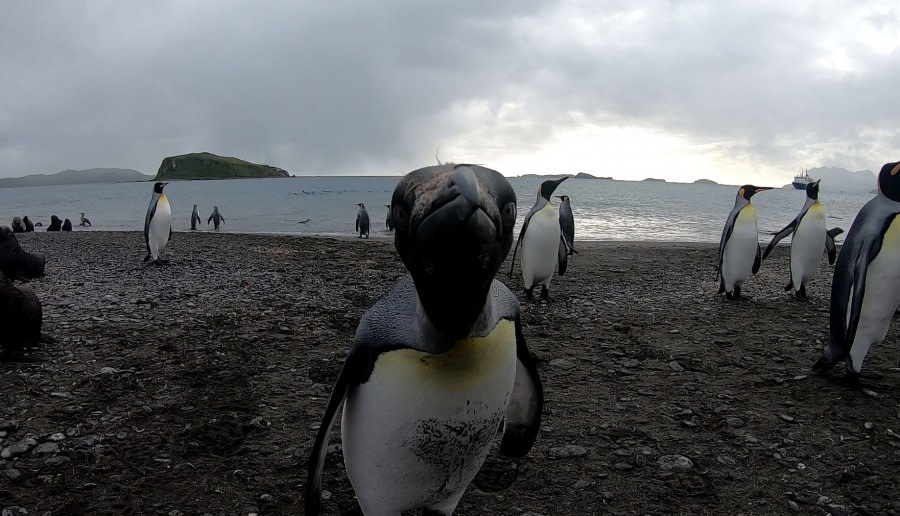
548;445;589;459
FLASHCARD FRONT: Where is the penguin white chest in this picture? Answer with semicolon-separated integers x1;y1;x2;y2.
722;205;758;290
341;320;518;514
847;217;900;369
790;203;826;288
148;196;172;259
522;204;561;288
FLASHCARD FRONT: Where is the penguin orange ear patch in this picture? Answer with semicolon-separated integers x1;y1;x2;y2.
738;187;745;198
891;163;900;176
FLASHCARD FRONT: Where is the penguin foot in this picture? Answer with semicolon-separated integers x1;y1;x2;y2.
846;370;885;390
733;286;742;300
153;259;171;266
812;356;836;375
796;286;808;301
540;286;554;303
524;287;536;303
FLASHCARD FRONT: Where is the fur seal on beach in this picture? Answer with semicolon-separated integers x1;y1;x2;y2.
813;161;900;385
47;215;62;231
355;203;370;238
762;180;843;299
306;164;543;516
23;217;34;232
384;204;394;231
144;182;172;265
716;185;772;300
556;194;578;276
0;270;51;359
509;177;568;302
62;219;73;231
190;205;201;230
0;226;45;280
79;213;92;227
208;206;225;230
11;217;26;233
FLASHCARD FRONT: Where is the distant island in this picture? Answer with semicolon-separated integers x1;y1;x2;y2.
693;178;718;185
518;172;611;180
642;177;666;182
0;168;153;188
155;152;290;180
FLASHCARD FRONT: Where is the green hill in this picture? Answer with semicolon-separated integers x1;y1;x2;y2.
155;152;290;180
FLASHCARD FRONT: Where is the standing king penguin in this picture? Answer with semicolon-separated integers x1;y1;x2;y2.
355;203;370;238
190;205;201;230
306;164;543;516
814;161;900;384
717;184;772;299
509;177;568;302
208;206;225;230
762;179;843;299
555;194;578;276
384;204;394;231
144;182;172;265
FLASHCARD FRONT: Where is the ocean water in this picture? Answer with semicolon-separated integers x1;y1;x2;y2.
0;176;873;243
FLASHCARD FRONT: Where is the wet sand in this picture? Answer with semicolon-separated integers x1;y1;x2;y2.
1;231;899;515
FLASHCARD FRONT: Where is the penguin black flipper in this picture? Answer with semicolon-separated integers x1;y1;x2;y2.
752;243;762;274
499;316;544;458
716;209;738;282
557;237;568;276
144;198;158;258
508;207;537;279
762;219;798;260
825;227;844;265
305;347;369;516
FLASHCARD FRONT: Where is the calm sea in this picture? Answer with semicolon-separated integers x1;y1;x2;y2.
0;176;873;243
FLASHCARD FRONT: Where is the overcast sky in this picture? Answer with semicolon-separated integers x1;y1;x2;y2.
2;1;898;184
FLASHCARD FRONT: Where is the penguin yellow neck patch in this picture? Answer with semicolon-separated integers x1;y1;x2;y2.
371;320;516;388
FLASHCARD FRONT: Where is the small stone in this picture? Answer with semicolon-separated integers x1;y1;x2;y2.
549;358;575;370
602;491;614;501
5;468;23;481
864;422;873;430
33;442;59;455
76;435;98;447
320;490;332;501
48;433;65;442
116;432;128;440
1;506;28;516
658;454;693;471
780;414;796;423
259;494;276;504
548;445;589;459
669;361;685;372
788;500;801;512
0;437;36;459
725;417;745;428
614;462;633;470
43;456;69;467
0;420;17;431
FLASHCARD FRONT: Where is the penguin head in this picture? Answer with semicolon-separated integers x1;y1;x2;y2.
877;162;900;202
805;179;821;200
737;185;771;200
555;195;570;203
392;164;517;338
539;177;568;201
153;182;168;194
357;203;365;209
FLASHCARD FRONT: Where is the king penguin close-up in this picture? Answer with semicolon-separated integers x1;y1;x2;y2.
716;184;772;300
814;161;900;385
305;164;543;516
509;177;569;302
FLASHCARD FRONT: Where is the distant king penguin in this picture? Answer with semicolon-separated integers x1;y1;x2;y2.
190;205;201;230
509;177;568;302
717;184;772;299
306;164;543;516
355;202;370;238
762;179;843;299
814;161;900;384
144;181;172;265
208;205;225;230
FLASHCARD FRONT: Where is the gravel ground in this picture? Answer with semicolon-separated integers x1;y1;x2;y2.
1;231;899;516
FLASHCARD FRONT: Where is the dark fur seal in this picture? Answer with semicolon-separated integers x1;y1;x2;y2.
62;219;73;231
12;217;26;233
23;216;34;232
47;215;62;231
0;226;46;280
0;270;50;359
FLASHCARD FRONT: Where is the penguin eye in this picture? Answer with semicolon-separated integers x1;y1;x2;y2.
501;202;516;227
393;205;410;230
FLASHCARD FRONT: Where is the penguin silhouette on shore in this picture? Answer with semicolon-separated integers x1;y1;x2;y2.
556;194;577;275
79;213;92;227
355;203;370;238
190;205;201;230
208;206;225;230
306;164;543;516
716;185;772;299
814;161;900;385
509;177;568;302
384;204;394;231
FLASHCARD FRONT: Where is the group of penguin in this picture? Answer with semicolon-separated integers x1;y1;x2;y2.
10;213;91;233
717;161;900;384
142;181;226;265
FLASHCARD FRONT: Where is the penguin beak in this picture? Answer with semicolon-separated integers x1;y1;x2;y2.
755;186;773;192
401;166;507;338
